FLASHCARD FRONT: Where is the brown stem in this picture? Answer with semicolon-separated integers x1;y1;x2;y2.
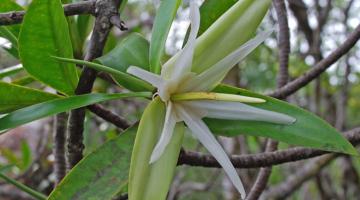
53;112;68;184
0;1;96;26
87;104;130;130
177;127;360;169
262;154;336;199
269;24;360;99
67;0;122;170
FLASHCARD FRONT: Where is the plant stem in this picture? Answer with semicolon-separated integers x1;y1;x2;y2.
0;173;47;200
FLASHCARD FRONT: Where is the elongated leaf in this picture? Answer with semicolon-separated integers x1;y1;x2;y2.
0;81;59;114
165;0;271;73
197;0;237;36
0;92;151;132
0;173;46;200
19;0;78;95
53;56;154;92
129;98;184;200
20;140;32;170
48;126;137;200
149;0;181;74
96;33;150;72
183;0;237;44
207;84;358;155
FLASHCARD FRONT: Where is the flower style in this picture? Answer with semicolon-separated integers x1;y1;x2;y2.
127;2;295;198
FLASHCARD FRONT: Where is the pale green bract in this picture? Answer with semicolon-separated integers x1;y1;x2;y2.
127;2;295;198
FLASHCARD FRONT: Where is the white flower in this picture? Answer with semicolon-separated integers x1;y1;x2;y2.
127;2;295;199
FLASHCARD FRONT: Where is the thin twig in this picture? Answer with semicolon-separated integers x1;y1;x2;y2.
177;127;360;169
262;154;336;199
269;23;360;99
88;104;130;130
53;112;68;184
0;1;96;26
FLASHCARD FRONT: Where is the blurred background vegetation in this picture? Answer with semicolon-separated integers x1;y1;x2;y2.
1;0;360;199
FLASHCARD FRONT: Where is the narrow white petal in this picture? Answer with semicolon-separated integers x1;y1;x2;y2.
162;2;200;79
176;105;246;199
127;66;163;88
182;31;272;92
183;100;296;124
150;102;177;164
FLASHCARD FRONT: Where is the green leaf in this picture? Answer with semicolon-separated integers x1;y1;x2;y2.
52;56;154;92
97;33;150;72
1;148;20;167
18;0;78;95
129;98;184;200
0;92;151;132
96;33;154;91
48;126;137;200
0;173;46;200
207;84;358;155
0;81;59;114
198;0;237;35
20;140;32;170
149;0;182;74
183;0;237;43
0;165;14;173
166;0;271;74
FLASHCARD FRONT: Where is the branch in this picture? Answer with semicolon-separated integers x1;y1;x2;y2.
88;104;130;130
67;0;122;170
53;112;68;185
287;0;313;45
177;127;360;168
262;154;337;199
0;1;96;26
269;23;360;99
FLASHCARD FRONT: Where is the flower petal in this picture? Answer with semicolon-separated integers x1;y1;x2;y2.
127;66;163;88
162;1;200;79
149;102;177;164
176;105;246;199
183;100;296;124
181;30;272;92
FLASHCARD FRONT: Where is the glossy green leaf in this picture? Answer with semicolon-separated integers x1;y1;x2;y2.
149;0;181;74
53;56;154;92
0;173;46;200
184;0;237;43
18;0;78;95
165;0;271;73
198;0;237;35
96;33;150;72
48;126;137;200
96;33;154;91
0;81;59;114
20;140;32;170
0;92;151;132
129;98;184;200
206;84;358;155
